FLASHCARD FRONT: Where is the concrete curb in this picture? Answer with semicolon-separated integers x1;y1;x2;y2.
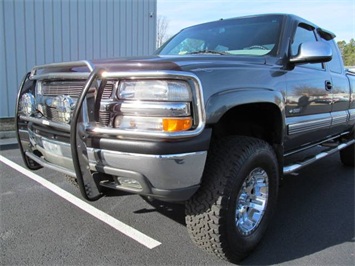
0;130;17;146
0;130;16;139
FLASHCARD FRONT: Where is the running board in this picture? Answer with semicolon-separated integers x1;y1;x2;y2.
283;139;355;175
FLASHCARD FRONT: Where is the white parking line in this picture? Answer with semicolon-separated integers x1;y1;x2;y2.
0;155;161;249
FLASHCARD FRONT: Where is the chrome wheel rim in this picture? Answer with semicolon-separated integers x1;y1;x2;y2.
235;167;269;235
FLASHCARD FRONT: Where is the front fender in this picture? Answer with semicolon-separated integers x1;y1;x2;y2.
205;88;285;124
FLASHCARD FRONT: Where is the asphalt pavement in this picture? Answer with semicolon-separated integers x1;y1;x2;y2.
0;143;354;265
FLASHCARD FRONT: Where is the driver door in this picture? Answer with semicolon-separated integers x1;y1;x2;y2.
285;24;332;152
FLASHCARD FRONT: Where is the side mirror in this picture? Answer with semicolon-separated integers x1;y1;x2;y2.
290;41;332;64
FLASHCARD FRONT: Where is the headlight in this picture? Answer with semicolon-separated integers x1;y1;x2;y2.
112;79;194;133
118;80;192;101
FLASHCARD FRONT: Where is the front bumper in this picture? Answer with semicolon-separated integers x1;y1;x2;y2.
18;125;210;201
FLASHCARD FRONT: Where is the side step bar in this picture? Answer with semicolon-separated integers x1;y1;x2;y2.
283;139;355;175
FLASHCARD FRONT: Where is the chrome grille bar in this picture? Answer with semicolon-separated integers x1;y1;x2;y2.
41;81;114;99
42;81;85;97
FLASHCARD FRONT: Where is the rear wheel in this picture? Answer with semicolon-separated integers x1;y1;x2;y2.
185;136;279;263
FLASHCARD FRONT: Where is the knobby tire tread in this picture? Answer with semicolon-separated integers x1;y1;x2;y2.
185;136;277;262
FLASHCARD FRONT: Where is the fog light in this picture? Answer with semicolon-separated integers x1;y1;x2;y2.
20;93;35;116
116;177;142;190
55;95;75;123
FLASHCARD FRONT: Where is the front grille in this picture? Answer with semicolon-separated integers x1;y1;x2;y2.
44;106;64;123
42;81;84;97
102;83;114;99
38;81;115;124
99;111;111;126
41;81;114;99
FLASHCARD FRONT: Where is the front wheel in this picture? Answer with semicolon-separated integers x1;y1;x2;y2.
185;136;279;263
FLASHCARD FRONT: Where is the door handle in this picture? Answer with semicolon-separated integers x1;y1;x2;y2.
325;80;332;91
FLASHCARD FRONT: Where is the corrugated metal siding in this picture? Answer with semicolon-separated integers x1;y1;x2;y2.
0;0;157;118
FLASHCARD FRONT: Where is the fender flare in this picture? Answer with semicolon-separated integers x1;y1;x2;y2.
205;88;286;127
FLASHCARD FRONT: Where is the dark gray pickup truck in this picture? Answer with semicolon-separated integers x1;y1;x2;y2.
16;14;354;262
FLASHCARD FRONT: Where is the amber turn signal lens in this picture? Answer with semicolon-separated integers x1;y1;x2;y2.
162;118;192;132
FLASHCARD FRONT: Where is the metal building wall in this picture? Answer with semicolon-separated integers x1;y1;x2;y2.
0;0;157;118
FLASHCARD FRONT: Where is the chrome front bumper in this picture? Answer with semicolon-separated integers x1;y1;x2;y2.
21;129;208;200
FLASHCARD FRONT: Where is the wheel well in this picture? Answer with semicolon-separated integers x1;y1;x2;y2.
211;103;283;146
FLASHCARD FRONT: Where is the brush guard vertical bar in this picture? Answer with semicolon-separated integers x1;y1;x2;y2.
70;68;106;201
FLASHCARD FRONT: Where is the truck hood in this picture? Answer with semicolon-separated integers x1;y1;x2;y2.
91;55;267;72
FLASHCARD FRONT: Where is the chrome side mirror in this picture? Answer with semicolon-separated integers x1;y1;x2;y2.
290;41;332;64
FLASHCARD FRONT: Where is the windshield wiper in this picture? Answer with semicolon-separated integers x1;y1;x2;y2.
187;50;229;55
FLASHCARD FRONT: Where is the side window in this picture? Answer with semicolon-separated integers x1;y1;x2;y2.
291;25;323;70
326;40;343;74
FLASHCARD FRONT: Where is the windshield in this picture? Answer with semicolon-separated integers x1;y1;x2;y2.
157;15;283;56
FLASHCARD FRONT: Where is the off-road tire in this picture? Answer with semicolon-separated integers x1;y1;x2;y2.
185;136;279;263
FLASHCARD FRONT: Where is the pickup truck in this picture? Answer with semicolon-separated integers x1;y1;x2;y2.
16;14;354;262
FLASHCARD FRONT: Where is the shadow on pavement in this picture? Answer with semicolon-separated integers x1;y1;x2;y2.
0;143;18;151
134;196;186;226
